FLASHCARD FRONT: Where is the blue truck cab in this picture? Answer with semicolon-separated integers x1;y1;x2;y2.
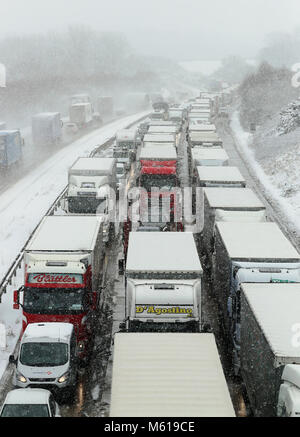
0;130;24;169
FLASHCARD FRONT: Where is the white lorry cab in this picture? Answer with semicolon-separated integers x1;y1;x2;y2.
66;157;117;232
213;222;300;375
110;333;235;417
0;389;60;417
123;232;203;332
10;323;78;400
241;284;300;417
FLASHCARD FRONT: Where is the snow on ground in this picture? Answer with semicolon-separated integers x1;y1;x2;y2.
0;111;148;383
231;110;300;234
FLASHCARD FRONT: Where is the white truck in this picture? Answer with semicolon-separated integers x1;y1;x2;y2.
114;129;138;169
65;157;116;238
212;222;300;374
197;166;246;188
143;133;176;147
13;215;105;362
201;187;265;256
32;113;63;146
0;389;60;417
109;333;235;417
123;232;203;332
69;102;93;129
188;123;216;133
147;125;178;135
190;148;229;181
189;132;222;148
241;283;300;417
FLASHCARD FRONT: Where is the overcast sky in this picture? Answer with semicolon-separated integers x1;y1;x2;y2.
1;0;300;60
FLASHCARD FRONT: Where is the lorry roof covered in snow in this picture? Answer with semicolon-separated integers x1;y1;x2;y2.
189;124;216;131
147;126;177;134
204;188;263;209
26;216;101;252
198;167;245;183
110;333;235;417
69;157;115;174
23;322;73;343
140;145;177;160
216;222;300;260
242;284;300;363
192;148;229;160
4;389;51;405
126;232;202;275
32;112;60;119
143;134;175;143
190;132;221;141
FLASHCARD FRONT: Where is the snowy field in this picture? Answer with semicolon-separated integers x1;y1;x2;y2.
231;111;300;235
0;111;148;381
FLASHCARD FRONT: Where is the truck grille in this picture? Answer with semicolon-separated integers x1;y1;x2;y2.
77;192;97;197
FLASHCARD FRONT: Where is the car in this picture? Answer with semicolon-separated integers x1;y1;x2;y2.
0;388;60;417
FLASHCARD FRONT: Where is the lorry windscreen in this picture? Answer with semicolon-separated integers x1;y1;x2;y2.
20;342;68;367
140;174;177;191
23;288;88;314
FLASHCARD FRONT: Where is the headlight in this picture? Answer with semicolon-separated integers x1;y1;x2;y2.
16;372;27;383
58;372;69;384
77;340;85;351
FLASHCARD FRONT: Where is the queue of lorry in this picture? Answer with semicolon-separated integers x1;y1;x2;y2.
3;89;300;418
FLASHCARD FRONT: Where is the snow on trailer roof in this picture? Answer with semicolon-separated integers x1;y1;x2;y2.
110;333;235;417
4;389;51;405
32;112;60;119
189;124;216;132
147;125;177;134
140;145;177;160
23;322;73;343
203;188;263;210
192;148;229;161
69;157;115;175
143;134;175;143
126;232;202;275
242;284;300;363
26;216;102;252
216;222;300;261
198;167;245;184
190;132;220;140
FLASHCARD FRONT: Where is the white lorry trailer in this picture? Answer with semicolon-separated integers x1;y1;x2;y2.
123;232;203;332
109;333;235;417
197;166;246;188
189;132;222;148
191;148;229;181
201;187;265;255
188;123;216;133
143;133;176;147
32;113;63;146
13;215;105;362
212;222;300;374
240;283;300;417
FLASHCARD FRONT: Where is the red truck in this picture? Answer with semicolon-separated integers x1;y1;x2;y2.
13;216;105;364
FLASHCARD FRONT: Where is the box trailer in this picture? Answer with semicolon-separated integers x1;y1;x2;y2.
189;132;222;148
110;333;235;417
202;187;265;255
13;215;105;361
197;166;246;188
241;283;300;417
191;148;229;181
0;130;24;169
124;232;203;332
213;222;300;374
32;112;62;146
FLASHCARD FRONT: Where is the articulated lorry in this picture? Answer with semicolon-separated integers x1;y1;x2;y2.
32;113;63;146
69;103;93;129
110;333;235;417
114;129;138;169
13;216;105;362
201;187;265;256
190;148;229;182
123;232;203;332
65;157;116;241
212;222;300;374
241;283;300;417
197;166;246;188
0;130;24;170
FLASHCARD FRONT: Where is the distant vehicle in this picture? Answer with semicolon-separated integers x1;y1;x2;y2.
10;323;79;400
114;129;138;169
0;389;60;417
32;112;63;146
150;109;168;121
0;130;24;170
69;103;93;129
